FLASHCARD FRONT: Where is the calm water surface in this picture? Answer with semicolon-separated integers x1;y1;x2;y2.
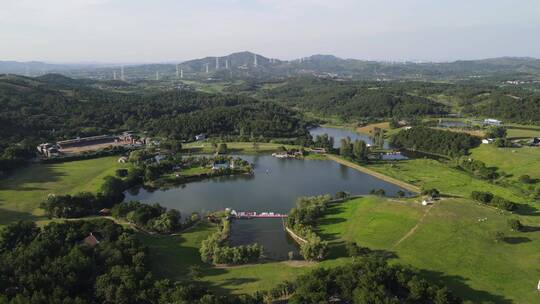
126;154;408;259
309;126;389;149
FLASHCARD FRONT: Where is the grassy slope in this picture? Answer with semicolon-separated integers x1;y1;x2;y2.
0;157;126;225
366;159;527;203
471;145;540;180
319;196;540;303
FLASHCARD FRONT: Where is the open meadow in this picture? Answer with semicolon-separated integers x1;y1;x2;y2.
471;144;540;180
0;157;127;226
318;196;540;303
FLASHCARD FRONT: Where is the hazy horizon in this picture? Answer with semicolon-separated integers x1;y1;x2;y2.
1;0;539;63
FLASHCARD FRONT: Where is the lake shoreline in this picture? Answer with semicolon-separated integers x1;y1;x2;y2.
325;154;420;193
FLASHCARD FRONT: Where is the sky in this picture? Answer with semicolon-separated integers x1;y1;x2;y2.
1;0;539;63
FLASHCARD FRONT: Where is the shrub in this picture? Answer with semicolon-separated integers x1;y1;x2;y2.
116;168;129;177
421;188;440;198
335;191;349;199
471;191;493;203
507;218;523;231
519;174;533;184
370;189;386;196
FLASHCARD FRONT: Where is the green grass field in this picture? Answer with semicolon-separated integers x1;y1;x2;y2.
504;123;540;139
138;221;313;294
318;196;540;303
471;144;540;180
507;128;540;138
182;142;300;154
366;159;528;203
0;157;127;226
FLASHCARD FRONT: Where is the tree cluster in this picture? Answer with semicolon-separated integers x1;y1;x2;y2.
312;133;335;152
390;127;481;157
111;201;182;234
200;216;263;265
288;256;460;304
286;195;332;261
0;219;260;304
470;191;517;211
459;158;499;180
339;137;369;162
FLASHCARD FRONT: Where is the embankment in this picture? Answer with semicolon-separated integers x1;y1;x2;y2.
325;155;420;193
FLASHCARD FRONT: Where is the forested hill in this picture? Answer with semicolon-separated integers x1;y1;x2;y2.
465;91;540;124
259;78;448;120
0;74;308;143
0;74;309;172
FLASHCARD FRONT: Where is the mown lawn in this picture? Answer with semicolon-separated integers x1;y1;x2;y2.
0;157;127;225
318;196;540;304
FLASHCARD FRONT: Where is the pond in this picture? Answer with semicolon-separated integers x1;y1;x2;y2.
125;155;409;259
309;126;389;149
437;120;469;128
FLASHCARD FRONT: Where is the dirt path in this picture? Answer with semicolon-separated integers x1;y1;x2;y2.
325;155;420;193
393;203;435;248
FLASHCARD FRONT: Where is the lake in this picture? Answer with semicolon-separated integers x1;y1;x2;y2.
126;155;409;259
309;126;389;149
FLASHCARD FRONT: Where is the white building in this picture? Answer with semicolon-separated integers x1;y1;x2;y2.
484;118;502;126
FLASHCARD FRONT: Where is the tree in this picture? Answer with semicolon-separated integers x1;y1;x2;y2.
339;137;352;158
371;127;385;148
335;191;349;199
0;221;39;252
492;231;505;242
485;126;507;139
519;174;533;184
507;218;523;231
217;143;228;154
352;140;368;161
346;241;371;257
116;168;129;177
370;189;386;196
188;265;202;280
421;188;440;198
300;234;328;261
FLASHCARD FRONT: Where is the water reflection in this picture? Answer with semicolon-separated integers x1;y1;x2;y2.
309;126;389;149
125;155;409;259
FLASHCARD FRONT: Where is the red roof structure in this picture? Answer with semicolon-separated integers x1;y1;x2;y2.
82;233;100;247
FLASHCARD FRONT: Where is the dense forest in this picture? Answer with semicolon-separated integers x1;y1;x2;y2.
0;74;308;142
259;78;448;120
466;91;540;123
289;257;460;304
0;220;261;303
390;127;481;156
0;74;309;174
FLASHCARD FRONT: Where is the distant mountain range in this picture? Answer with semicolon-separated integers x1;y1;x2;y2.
2;52;540;81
